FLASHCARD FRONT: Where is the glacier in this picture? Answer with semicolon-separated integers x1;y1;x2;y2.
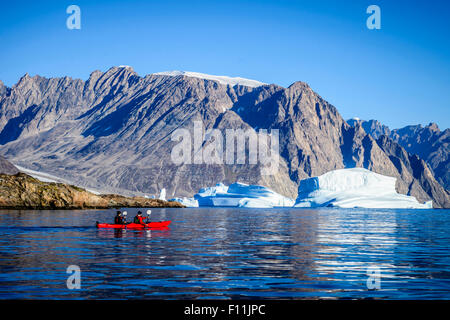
153;71;267;88
294;168;433;209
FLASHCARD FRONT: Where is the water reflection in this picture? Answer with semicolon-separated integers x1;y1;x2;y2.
0;208;449;299
96;228;171;239
314;209;398;272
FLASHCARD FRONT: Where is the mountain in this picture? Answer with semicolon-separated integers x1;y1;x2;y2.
347;118;390;139
347;119;449;190
0;67;448;207
390;123;449;190
0;154;19;174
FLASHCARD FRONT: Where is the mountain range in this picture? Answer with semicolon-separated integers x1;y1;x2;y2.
0;67;448;208
347;119;449;190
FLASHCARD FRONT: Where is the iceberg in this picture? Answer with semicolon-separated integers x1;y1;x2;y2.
158;188;166;201
169;197;199;208
194;182;295;208
294;168;432;209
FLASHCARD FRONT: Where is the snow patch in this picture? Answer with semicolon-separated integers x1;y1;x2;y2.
153;71;267;88
14;165;101;195
294;168;432;209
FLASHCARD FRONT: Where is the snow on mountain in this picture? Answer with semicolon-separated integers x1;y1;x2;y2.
294;168;433;209
15;165;101;195
193;182;295;208
153;71;267;88
16;165;70;183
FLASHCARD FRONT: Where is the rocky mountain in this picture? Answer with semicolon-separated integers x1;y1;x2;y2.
347;119;449;190
0;154;19;174
347;118;390;140
0;172;183;209
0;67;448;207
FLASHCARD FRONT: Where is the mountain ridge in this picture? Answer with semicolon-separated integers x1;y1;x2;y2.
1;67;448;207
347;118;449;190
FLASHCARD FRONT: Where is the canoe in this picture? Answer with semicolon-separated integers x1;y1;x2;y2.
96;221;171;229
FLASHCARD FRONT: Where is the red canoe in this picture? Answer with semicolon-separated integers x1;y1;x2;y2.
96;221;171;229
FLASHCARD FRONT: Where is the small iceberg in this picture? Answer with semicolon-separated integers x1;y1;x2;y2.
158;188;166;201
194;182;295;208
294;168;432;209
169;197;199;208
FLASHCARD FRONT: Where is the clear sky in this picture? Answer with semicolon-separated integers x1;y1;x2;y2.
0;0;449;129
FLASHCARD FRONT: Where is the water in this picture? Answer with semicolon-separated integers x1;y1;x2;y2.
0;208;449;299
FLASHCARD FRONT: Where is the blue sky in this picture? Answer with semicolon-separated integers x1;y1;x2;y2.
0;0;449;129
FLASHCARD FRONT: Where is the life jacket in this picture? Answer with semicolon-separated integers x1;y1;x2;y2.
134;215;145;224
114;216;124;224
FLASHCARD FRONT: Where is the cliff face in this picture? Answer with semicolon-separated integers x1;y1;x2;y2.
376;136;449;208
0;67;448;207
0;155;19;175
347;118;391;140
347;119;449;191
0;172;183;209
390;124;449;190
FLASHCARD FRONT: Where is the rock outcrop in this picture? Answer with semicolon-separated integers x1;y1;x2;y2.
0;172;184;209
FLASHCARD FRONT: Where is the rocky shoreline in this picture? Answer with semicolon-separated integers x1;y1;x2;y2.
0;172;184;209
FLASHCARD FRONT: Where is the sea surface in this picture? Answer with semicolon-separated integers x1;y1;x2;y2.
0;208;449;299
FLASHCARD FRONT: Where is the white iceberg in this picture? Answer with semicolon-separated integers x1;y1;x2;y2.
158;188;166;201
169;197;199;208
194;182;295;208
294;168;432;209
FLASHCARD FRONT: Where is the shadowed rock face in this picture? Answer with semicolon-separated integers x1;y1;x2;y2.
390;124;449;190
347;119;391;140
348;119;449;191
0;67;448;207
375;136;449;208
0;155;19;175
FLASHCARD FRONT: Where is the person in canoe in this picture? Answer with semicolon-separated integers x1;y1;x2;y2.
114;211;126;225
133;211;146;225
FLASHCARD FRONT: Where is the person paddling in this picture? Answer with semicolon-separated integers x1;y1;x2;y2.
133;211;146;225
114;211;126;225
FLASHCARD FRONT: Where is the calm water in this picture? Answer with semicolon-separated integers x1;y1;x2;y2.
0;208;449;299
